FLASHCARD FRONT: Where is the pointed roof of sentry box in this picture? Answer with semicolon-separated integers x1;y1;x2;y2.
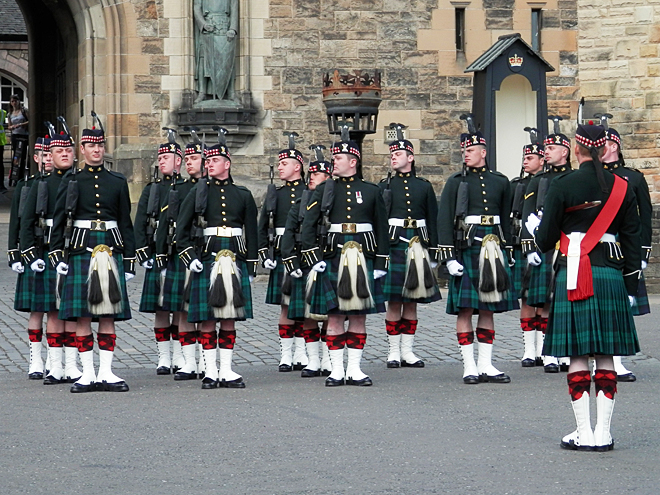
465;33;554;73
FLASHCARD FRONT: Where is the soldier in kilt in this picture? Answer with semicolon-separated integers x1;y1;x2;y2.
21;133;82;385
602;126;650;382
300;131;389;387
49;124;136;393
520;125;573;372
176;138;259;389
135;140;185;375
511;136;545;368
8;137;53;379
530;123;641;452
157;139;206;380
438;127;518;385
281;146;334;377
257;136;308;372
379;129;440;369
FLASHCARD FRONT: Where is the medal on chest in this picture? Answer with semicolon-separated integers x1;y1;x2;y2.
356;191;363;204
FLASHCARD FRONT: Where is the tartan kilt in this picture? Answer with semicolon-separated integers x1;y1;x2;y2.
160;255;188;312
58;232;131;321
632;272;650;316
382;229;441;304
139;260;162;313
186;239;252;323
544;265;640;357
306;269;338;317
14;267;33;312
265;259;285;305
29;260;59;312
446;225;519;315
286;267;309;320
325;233;386;316
510;245;526;299
526;249;554;307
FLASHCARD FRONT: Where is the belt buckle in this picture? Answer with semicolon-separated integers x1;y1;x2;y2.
481;215;494;225
403;218;417;229
91;220;106;231
342;223;357;234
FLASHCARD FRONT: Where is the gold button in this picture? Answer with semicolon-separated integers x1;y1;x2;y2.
483;199;487;203
406;201;411;204
347;215;351;219
223;218;227;221
347;207;351;211
481;183;485;187
97;210;101;214
221;196;226;200
482;191;486;195
479;176;483;180
95;184;99;188
403;180;408;184
95;194;99;198
222;203;226;207
346;185;351;189
408;209;412;212
347;199;351;203
222;212;226;215
405;193;410;197
95;175;99;179
95;203;100;207
485;207;489;211
291;188;295;191
291;200;295;204
404;187;409;190
291;194;295;198
221;189;225;193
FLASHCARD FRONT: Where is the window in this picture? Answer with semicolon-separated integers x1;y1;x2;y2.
1;76;26;110
455;8;466;52
531;9;542;52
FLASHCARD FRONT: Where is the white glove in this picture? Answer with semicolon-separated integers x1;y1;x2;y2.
527;252;542;266
446;259;464;277
142;259;154;270
11;262;24;274
525;213;541;238
56;262;69;276
290;268;303;279
249;275;255;284
508;257;516;267
629;295;635;307
312;261;326;273
374;269;387;280
125;272;135;282
264;259;277;270
642;261;647;270
430;261;438;270
31;259;46;272
190;259;203;273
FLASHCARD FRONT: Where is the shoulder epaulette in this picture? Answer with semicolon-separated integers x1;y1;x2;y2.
361;180;380;188
234;184;251;193
107;170;127;180
489;170;508;179
416;176;431;183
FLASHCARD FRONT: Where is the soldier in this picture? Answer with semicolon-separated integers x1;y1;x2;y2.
437;115;518;385
280;145;334;377
8;137;52;379
529;123;640;451
49;119;136;393
158;134;207;380
601;121;651;382
520;118;573;372
300;127;389;387
135;132;185;375
258;133;308;372
379;124;440;369
20;131;82;385
176;130;259;389
511;130;545;367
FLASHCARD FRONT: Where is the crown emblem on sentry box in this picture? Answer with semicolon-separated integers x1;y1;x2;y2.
509;54;523;67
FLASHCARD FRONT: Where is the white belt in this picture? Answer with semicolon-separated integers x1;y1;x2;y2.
566;231;615;291
600;233;616;243
203;227;243;237
275;227;285;236
328;223;373;234
45;219;53;227
388;218;426;228
73;220;118;231
465;215;500;225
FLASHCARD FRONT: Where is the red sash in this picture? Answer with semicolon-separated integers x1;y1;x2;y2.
559;175;627;301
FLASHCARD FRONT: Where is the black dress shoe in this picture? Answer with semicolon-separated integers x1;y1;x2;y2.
156;366;171;375
43;374;65;385
463;375;479;384
301;368;321;377
346;376;373;386
594;441;615;452
387;360;400;369
65;375;82;384
278;364;293;372
219;377;246;388
535;357;543;366
478;373;511;383
70;382;95;393
172;366;181;374
559;363;569;372
28;372;44;380
197;371;205;379
95;380;129;392
201;377;219;389
521;358;536;368
292;362;305;371
544;364;560;373
321;369;331;377
173;370;198;381
401;359;424;368
325;376;345;387
560;438;594;451
617;372;636;382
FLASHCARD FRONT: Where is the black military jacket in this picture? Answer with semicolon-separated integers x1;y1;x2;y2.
7;174;37;265
535;161;641;296
509;174;532;247
134;174;174;263
155;176;199;267
280;189;316;273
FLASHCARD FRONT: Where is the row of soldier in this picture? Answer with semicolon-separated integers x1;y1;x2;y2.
8;116;647;452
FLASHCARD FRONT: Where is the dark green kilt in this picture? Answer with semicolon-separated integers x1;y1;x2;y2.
139;259;162;313
382;229;441;304
306;269;338;317
187;239;253;323
265;259;285;305
14;266;33;312
161;255;187;313
526;249;554;307
446;226;519;315
58;232;131;321
544;266;640;357
325;233;386;316
632;272;650;316
29;260;59;312
511;245;526;299
286;267;308;320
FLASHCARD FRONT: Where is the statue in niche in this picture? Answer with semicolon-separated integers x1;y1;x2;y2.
193;0;239;105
